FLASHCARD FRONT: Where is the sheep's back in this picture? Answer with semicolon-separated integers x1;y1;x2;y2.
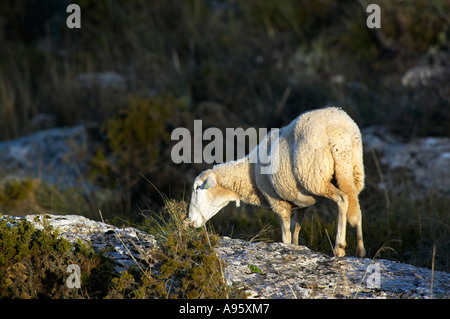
270;107;359;196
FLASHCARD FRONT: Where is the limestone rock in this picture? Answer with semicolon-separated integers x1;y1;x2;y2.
402;65;450;88
362;126;450;194
4;214;157;273
216;237;450;299
401;51;450;88
76;71;126;90
3;214;449;299
0;126;90;189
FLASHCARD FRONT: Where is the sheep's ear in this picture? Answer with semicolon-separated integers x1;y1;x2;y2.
201;174;217;190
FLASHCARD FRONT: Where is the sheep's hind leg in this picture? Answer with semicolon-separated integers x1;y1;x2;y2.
324;185;349;257
356;213;366;258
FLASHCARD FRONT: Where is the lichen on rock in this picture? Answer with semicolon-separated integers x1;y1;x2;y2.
3;214;449;299
216;236;450;299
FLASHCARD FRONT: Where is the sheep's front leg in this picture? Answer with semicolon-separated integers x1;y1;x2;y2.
291;208;307;245
278;210;292;244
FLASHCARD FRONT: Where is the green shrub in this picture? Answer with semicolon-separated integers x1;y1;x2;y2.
89;95;191;216
0;216;115;298
0;179;35;206
0;178;98;217
248;264;263;274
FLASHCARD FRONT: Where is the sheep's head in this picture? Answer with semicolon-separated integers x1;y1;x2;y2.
187;170;240;228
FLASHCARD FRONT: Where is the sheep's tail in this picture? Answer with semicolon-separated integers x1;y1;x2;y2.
352;134;365;194
331;132;364;227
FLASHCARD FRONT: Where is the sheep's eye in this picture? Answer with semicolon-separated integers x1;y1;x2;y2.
195;180;210;191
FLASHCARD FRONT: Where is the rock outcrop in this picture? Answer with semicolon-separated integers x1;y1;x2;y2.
0;126;91;189
76;71;126;90
401;51;450;89
4;214;157;273
3;214;449;299
362;126;450;194
217;237;449;299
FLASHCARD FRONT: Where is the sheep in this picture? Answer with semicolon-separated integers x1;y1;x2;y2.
187;107;366;258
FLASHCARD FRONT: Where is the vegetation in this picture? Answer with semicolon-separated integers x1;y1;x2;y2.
0;200;242;299
248;264;264;275
107;198;243;299
0;0;448;298
0;215;114;298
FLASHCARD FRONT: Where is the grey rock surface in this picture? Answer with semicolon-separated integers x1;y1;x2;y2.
0;126;90;189
216;237;450;299
4;214;449;299
401;65;450;88
401;51;450;88
4;214;157;273
76;71;126;90
362;126;450;194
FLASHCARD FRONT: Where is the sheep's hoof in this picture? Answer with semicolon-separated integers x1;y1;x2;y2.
334;245;346;257
357;247;366;258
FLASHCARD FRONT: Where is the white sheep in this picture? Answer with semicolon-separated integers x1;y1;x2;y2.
188;107;366;257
